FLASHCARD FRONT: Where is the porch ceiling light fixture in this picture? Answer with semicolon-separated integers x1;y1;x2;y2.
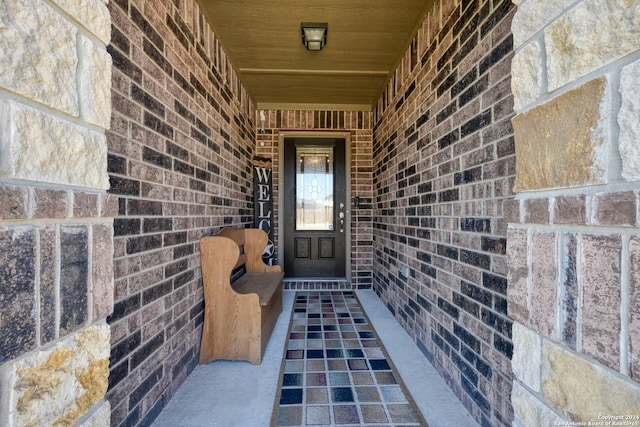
301;22;328;51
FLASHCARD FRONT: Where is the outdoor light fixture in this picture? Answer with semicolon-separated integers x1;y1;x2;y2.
301;22;328;51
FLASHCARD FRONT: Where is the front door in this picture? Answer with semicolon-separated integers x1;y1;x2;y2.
283;137;346;278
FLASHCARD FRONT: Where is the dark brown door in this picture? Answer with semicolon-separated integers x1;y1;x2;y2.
283;137;346;278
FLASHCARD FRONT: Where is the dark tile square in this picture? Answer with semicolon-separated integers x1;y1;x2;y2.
346;349;364;358
370;359;391;370
359;331;374;338
308;325;322;332
279;388;303;405
331;386;354;402
306;349;324;359
323;324;337;331
326;349;344;358
282;373;302;387
306;332;322;339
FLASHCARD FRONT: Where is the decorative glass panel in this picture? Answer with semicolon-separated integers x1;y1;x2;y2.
296;147;334;230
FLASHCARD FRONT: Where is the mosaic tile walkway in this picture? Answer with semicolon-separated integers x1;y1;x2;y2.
271;291;427;426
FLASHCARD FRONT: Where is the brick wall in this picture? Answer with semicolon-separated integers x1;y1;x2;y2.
508;0;640;424
106;0;256;425
255;110;374;289
371;1;516;425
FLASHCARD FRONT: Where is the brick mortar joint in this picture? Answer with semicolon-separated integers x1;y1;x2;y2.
507;223;639;234
0;218;115;227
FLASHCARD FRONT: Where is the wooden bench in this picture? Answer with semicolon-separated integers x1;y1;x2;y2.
199;227;284;365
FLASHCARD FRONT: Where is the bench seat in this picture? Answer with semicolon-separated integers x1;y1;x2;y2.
199;227;283;365
232;272;284;306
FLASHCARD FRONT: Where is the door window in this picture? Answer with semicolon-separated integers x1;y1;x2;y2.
296;147;334;231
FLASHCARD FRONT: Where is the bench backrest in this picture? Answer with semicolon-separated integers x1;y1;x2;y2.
217;227;248;271
200;228;280;288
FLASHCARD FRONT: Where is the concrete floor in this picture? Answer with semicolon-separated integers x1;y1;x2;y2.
152;290;478;427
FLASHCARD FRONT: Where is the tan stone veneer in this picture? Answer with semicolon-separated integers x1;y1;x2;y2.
0;325;110;427
512;323;640;425
544;0;640;92
542;341;640;422
512;77;609;192
0;100;109;189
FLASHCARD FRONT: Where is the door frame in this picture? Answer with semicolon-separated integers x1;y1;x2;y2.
278;131;352;281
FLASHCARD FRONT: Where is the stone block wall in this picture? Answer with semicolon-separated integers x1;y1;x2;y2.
255;110;374;289
0;0;114;426
371;0;516;425
106;0;257;425
508;0;640;424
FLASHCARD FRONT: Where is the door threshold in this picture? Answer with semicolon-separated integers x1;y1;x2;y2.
282;278;354;291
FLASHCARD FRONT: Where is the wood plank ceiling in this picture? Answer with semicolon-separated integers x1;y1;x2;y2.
197;0;434;110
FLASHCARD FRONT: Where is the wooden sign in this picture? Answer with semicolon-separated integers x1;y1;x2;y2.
253;157;274;264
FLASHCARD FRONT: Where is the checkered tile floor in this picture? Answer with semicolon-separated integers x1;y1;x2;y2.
272;291;426;426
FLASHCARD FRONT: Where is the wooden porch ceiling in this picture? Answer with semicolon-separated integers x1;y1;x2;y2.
197;0;434;111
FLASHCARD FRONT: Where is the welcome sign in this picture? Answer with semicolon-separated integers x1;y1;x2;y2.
253;157;274;264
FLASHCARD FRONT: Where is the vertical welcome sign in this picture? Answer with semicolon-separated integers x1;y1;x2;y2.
253;157;274;264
